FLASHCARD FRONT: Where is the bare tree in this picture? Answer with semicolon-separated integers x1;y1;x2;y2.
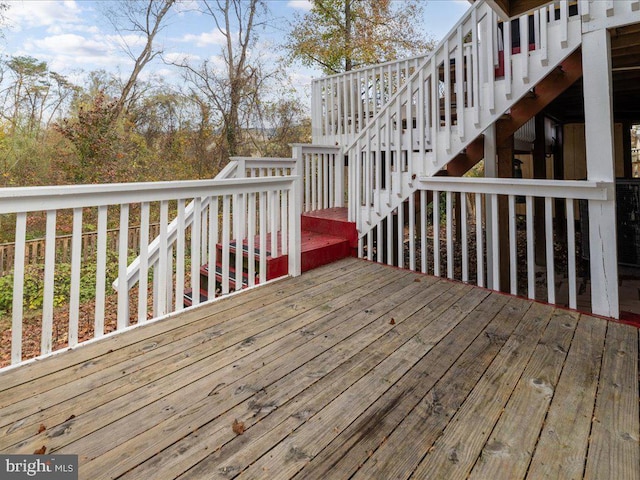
107;0;176;121
176;0;268;166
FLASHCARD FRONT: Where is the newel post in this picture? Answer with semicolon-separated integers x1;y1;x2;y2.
582;28;619;318
289;145;303;277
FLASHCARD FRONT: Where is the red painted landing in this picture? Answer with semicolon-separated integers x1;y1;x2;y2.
184;209;357;306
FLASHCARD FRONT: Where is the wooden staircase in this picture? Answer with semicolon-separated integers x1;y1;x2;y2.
184;208;356;306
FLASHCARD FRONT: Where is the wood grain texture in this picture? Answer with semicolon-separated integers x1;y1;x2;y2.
584;322;640;480
0;258;636;480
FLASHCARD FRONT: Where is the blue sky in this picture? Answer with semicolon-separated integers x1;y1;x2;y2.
0;0;470;94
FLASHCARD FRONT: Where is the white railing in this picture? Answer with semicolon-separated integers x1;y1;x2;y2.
346;0;581;235
311;54;427;144
292;144;344;212
119;156;300;292
358;177;612;314
579;0;640;31
0;175;301;368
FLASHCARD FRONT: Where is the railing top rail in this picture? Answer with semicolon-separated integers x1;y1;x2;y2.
311;51;432;84
230;156;295;162
418;176;611;200
293;144;343;155
0;176;298;214
230;157;297;168
215;161;239;180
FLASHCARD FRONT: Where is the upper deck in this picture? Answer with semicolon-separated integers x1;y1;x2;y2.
0;257;638;479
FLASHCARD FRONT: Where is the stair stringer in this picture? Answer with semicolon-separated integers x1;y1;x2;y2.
349;5;583;240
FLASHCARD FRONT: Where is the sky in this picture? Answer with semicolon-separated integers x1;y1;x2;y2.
0;0;471;97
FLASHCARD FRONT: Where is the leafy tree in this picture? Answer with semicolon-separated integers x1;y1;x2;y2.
54;91;129;183
256;97;311;157
285;0;434;74
177;0;269;168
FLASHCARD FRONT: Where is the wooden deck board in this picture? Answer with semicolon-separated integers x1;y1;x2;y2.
584;322;640;480
0;258;637;480
467;309;580;480
527;314;607;479
1;260;372;430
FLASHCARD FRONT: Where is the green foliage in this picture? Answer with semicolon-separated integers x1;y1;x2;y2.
0;249;125;315
285;0;434;74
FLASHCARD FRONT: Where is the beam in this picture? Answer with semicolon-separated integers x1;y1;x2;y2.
473;0;556;19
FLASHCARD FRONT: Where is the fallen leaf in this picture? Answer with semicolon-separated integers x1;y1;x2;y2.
414;278;421;283
34;446;47;455
389;318;396;325
37;424;46;434
232;419;245;435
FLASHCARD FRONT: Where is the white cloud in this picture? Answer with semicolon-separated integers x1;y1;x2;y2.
20;32;133;74
174;0;200;15
287;0;312;11
163;51;201;65
180;29;227;47
106;33;148;51
46;24;100;35
7;0;83;31
30;34;109;57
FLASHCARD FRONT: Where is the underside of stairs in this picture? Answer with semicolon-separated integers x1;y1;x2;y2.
184;208;357;306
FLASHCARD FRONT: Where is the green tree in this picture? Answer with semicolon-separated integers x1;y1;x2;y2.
285;0;434;74
53;91;129;183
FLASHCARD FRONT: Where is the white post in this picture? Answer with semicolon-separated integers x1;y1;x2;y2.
483;124;498;290
582;28;619;319
289;173;302;277
291;144;305;211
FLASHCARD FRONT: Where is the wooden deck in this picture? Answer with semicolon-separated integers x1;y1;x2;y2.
0;258;638;479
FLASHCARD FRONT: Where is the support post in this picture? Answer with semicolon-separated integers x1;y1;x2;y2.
484;124;498;289
583;28;619;319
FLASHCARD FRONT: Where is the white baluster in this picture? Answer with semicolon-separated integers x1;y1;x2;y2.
11;212;27;364
545;197;555;304
138;202;150;322
175;198;185;311
461;193;469;283
446;191;453;279
95;205;108;335
68;207;82;347
421;190;428;274
526;195;535;299
476;192;484;287
117;205;130;324
433;190;440;277
509;195;517;295
566;198;577;309
409;194;416;271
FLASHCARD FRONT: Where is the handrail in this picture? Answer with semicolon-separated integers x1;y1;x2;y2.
417;177;611;200
342;0;487;156
344;0;581;234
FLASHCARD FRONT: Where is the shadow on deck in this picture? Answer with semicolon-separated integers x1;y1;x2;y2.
0;258;638;479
